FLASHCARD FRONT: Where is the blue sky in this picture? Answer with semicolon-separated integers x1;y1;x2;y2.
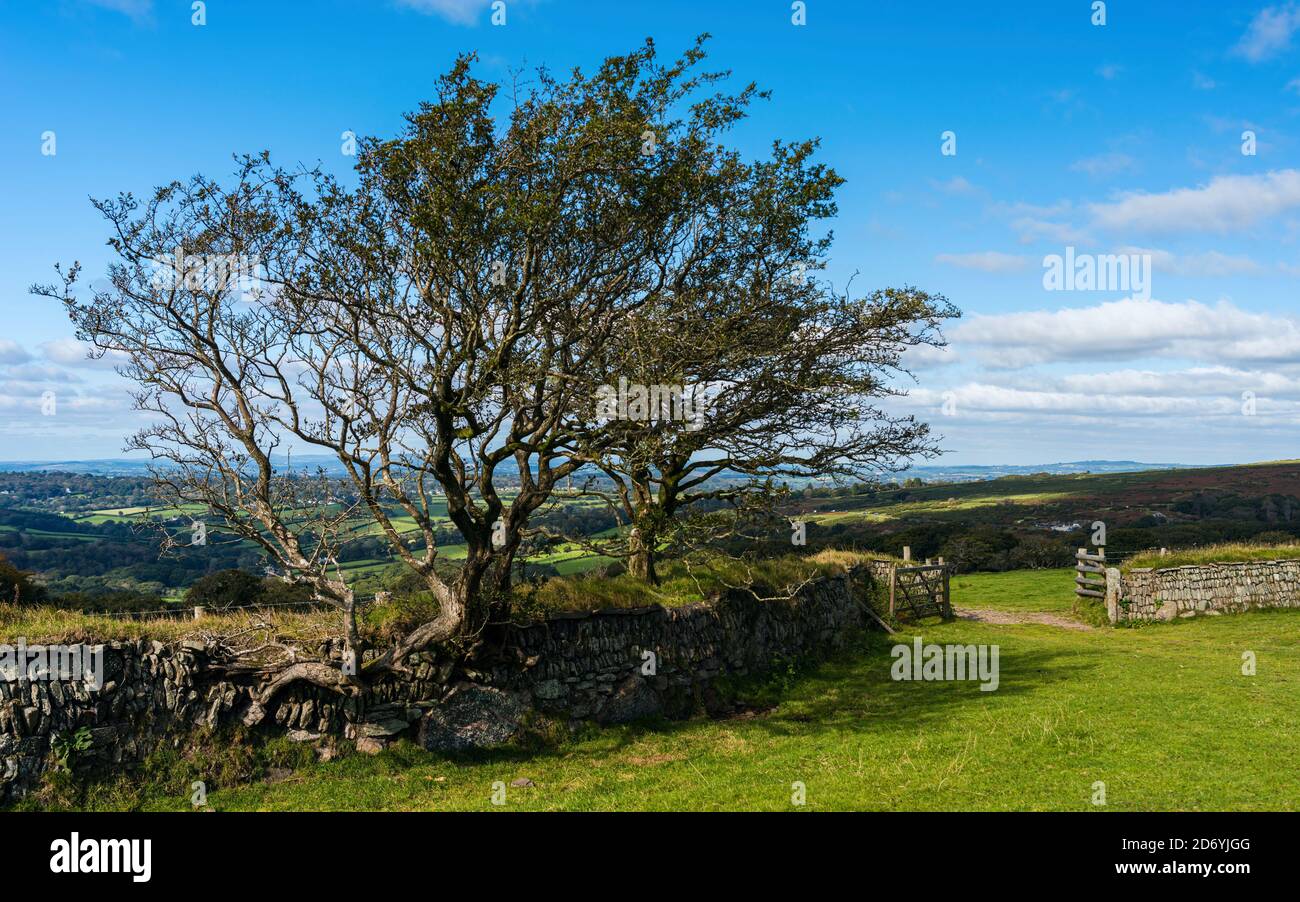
2;0;1299;465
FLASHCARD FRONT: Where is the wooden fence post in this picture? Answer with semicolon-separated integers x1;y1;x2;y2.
193;606;205;621
1075;547;1107;601
942;564;951;618
889;564;897;618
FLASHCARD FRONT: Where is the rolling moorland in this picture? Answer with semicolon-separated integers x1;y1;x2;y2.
4;460;1300;810
4;459;1300;614
20;567;1300;812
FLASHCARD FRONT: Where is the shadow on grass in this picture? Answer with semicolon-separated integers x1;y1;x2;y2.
26;621;1106;810
377;623;1104;775
727;628;1102;742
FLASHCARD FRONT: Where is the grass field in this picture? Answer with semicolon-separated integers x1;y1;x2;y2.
1124;542;1300;571
949;568;1075;614
806;490;1075;525
47;566;1300;812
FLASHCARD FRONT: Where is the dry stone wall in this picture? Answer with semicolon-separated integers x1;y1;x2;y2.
0;568;876;802
1106;558;1300;623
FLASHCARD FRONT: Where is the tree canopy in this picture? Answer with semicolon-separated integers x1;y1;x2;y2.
35;36;957;706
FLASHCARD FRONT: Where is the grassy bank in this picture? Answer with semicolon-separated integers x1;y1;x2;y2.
520;548;892;613
0;549;892;643
24;568;1300;811
1124;542;1300;571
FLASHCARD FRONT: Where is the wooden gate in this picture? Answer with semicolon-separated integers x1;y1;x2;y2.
1075;547;1106;601
888;562;952;621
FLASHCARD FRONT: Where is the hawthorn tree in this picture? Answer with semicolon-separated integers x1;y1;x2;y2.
0;553;45;605
35;36;774;701
555;138;958;582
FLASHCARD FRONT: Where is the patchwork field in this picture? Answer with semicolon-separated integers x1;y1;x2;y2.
48;568;1300;812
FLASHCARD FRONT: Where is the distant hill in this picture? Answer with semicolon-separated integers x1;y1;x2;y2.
0;459;161;476
0;457;1209;482
0;454;515;477
892;460;1207;484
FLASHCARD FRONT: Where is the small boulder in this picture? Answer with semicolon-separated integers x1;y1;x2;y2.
358;718;409;738
597;673;662;725
418;685;525;754
355;736;387;755
533;679;565;701
240;701;266;727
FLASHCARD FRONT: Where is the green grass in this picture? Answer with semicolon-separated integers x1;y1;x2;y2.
73;504;206;524
949;568;1076;613
0;602;339;645
806;490;1075;525
550;553;614;576
60;603;1300;811
521;549;891;612
34;566;1300;812
0;525;100;541
1124;542;1300;571
3;550;881;643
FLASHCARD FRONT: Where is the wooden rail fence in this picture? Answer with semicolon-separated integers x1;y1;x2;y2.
888;548;953;621
1075;547;1106;601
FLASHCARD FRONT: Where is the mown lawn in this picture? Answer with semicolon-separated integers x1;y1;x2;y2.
65;568;1299;812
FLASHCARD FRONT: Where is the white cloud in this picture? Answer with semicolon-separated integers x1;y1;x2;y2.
0;340;31;365
902;344;960;369
395;0;493;25
934;251;1028;273
1069;152;1135;178
930;176;980;196
909;383;1245;418
39;338;125;369
1087;169;1300;234
1193;72;1218;90
0;364;82;386
1096;63;1123;80
954;298;1300;368
83;0;154;23
1115;246;1264;277
1234;3;1300;62
1011;217;1091;246
1058;365;1300;398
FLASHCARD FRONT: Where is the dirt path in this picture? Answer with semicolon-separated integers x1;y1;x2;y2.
954;608;1096;631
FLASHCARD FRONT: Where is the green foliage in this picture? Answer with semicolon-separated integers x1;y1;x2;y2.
0;552;46;605
49;726;93;771
518;549;887;614
26;725;320;812
36;588;1300;812
185;569;315;611
1124;542;1300;571
1008;535;1076;570
184;568;263;609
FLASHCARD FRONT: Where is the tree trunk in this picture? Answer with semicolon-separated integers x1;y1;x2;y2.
628;524;658;585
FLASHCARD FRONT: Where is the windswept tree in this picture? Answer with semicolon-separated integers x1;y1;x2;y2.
35;36;777;700
0;552;45;605
555;138;958;582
